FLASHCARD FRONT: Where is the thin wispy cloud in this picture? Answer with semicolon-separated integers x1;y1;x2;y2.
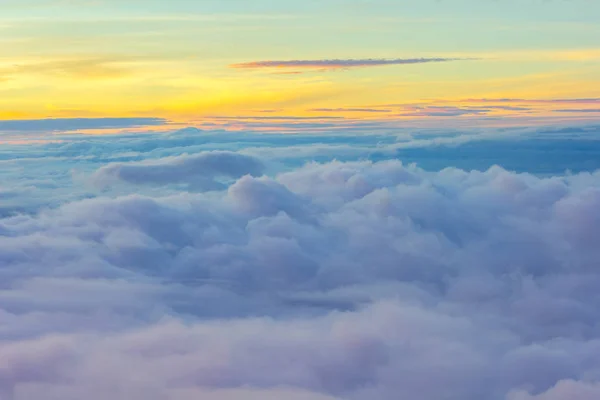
309;108;392;113
205;115;344;120
468;105;532;111
553;109;600;113
271;71;304;75
354;99;600;119
461;98;600;104
231;57;475;72
4;58;132;80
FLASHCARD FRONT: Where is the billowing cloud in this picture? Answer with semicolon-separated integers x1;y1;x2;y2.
230;57;473;71
2;124;600;399
91;151;264;190
508;381;600;400
2;149;600;398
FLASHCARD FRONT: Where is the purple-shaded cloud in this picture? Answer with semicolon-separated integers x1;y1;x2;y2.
2;152;600;399
230;57;473;71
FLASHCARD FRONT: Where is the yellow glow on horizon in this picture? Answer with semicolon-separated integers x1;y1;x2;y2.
1;46;600;123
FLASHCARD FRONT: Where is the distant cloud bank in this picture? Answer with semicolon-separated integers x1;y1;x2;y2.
0;117;168;133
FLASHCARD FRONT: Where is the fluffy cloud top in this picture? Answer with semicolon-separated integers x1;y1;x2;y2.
2;128;600;399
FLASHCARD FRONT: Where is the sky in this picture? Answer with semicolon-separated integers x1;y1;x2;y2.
4;2;600;400
1;0;600;128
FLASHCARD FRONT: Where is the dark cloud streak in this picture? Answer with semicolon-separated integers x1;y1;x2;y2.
231;57;475;71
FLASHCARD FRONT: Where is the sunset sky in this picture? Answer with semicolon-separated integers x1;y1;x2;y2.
2;0;600;128
5;2;600;399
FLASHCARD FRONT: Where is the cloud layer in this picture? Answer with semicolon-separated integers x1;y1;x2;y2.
3;125;600;400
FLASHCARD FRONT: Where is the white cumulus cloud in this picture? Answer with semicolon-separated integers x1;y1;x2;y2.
1;139;600;399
